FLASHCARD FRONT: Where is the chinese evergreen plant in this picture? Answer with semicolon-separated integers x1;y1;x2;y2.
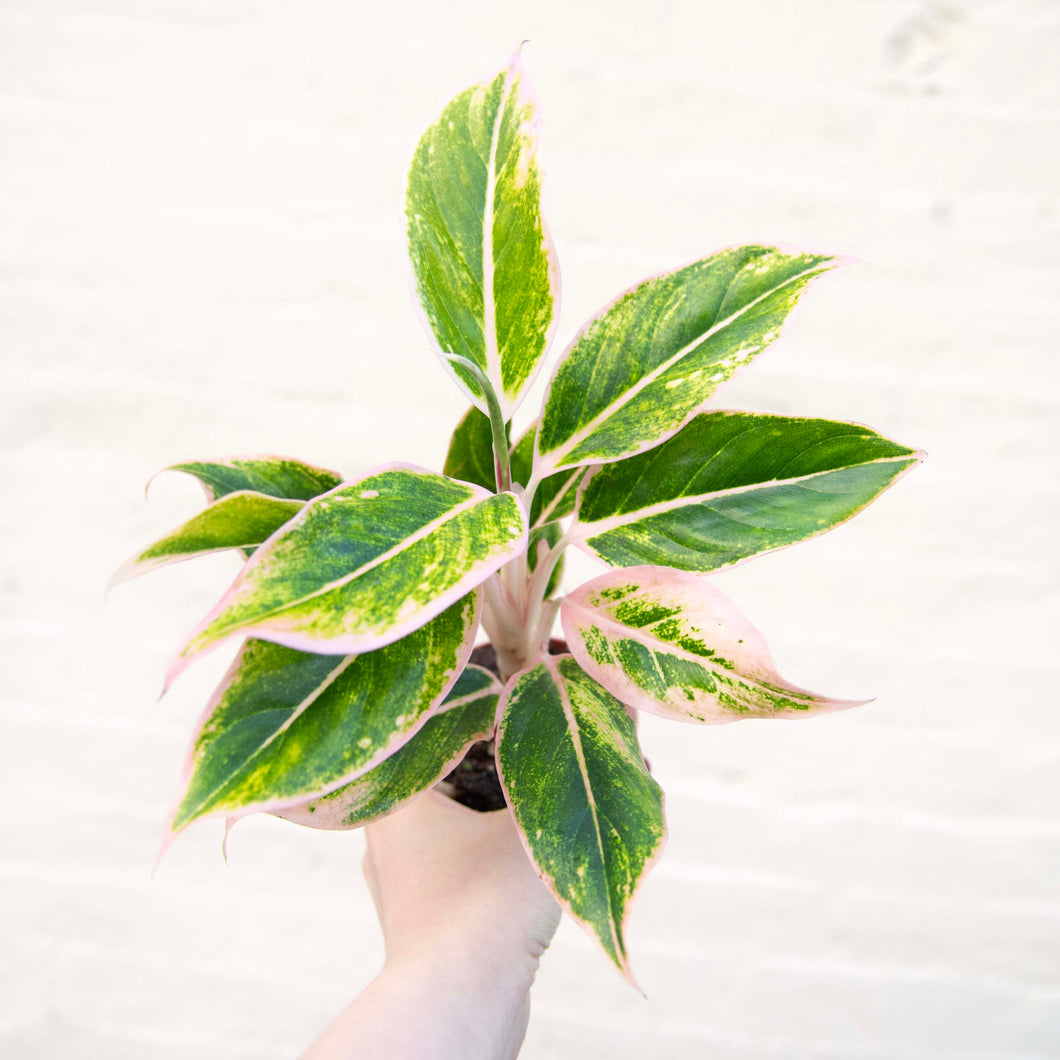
115;53;921;981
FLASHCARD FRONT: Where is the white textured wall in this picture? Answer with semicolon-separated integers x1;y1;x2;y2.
2;1;1058;1056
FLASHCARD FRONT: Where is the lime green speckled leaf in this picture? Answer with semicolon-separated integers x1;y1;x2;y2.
168;594;479;834
274;664;501;830
407;53;559;419
111;491;302;587
169;464;527;683
563;567;861;725
161;456;343;502
535;247;838;476
496;655;665;982
571;412;921;572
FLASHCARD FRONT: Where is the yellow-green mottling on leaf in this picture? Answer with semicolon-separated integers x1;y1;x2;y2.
496;655;665;981
407;53;558;420
536;247;838;475
172;464;526;670
563;567;860;725
170;594;479;833
274;664;501;830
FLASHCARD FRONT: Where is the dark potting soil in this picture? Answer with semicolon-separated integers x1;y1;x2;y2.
442;640;567;813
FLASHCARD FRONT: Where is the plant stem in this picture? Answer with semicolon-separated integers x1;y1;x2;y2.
442;353;511;493
483;523;571;682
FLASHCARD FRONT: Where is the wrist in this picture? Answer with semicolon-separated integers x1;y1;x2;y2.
375;949;535;1060
384;929;541;1006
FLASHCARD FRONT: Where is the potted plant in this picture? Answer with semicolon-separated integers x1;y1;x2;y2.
114;50;921;982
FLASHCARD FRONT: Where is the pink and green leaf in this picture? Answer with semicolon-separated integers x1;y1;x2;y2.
496;655;665;983
571;412;922;572
563;567;861;724
406;51;560;419
110;491;302;587
535;247;839;476
168;593;480;835
169;464;527;680
274;664;500;830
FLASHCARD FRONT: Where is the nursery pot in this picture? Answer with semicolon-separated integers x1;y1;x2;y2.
440;638;568;812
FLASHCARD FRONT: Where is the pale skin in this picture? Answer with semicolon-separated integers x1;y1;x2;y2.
300;789;561;1060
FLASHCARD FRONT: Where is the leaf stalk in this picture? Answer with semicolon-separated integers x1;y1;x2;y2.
442;354;511;493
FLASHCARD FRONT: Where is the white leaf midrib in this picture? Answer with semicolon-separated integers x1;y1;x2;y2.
572;454;912;540
481;70;516;406
544;259;832;473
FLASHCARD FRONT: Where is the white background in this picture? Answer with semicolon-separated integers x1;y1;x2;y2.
2;1;1058;1056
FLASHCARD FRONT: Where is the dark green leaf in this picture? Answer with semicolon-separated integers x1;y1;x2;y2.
275;665;501;830
169;595;479;834
572;412;921;571
497;655;665;981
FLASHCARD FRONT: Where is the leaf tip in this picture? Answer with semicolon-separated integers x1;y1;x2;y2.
152;826;180;879
222;817;238;865
830;251;865;270
610;948;646;994
162;648;196;697
106;555;140;595
143;468;162;501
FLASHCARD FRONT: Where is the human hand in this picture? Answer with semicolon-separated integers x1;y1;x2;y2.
301;791;559;1060
365;788;561;983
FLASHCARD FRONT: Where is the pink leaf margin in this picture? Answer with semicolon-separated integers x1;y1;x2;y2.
270;666;502;831
144;452;344;503
406;45;561;424
494;654;666;992
566;415;926;576
562;565;867;725
108;491;301;593
157;589;483;858
531;247;847;480
163;462;527;691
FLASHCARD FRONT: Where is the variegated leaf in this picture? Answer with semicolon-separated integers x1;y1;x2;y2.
169;594;479;834
275;664;500;830
563;567;860;724
496;655;665;981
535;247;838;476
407;52;559;419
161;456;343;502
111;491;301;587
572;412;921;572
169;464;527;681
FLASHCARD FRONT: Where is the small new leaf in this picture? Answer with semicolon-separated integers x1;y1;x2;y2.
275;665;500;830
536;247;837;475
169;594;479;834
496;655;665;982
407;52;559;419
563;567;861;724
572;412;921;572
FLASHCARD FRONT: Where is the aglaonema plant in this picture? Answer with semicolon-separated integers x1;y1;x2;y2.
114;52;922;984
